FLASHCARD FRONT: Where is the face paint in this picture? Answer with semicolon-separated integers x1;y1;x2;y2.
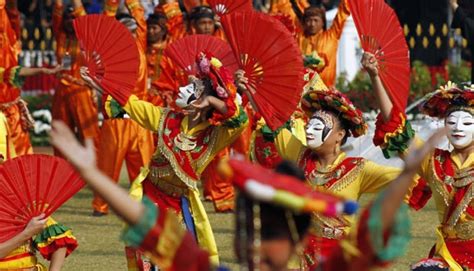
446;110;474;149
305;111;333;149
175;83;196;108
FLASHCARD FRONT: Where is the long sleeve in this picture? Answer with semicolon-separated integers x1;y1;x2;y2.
212;104;250;158
126;0;147;51
52;3;63;40
275;119;305;162
326;0;350;40
358;161;401;193
120;95;163;132
5;0;19;39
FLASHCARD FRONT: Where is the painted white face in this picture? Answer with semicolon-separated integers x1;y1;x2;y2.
446;110;474;149
175;83;196;108
305;111;333;149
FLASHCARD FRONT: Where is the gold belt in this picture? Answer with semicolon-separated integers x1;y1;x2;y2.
443;220;474;240
149;172;187;198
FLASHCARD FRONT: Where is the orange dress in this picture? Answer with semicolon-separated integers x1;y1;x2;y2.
51;3;100;157
0;0;32;155
93;0;154;214
295;0;350;86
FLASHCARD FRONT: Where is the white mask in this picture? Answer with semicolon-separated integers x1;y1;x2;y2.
445;110;474;149
175;83;197;108
305;111;333;149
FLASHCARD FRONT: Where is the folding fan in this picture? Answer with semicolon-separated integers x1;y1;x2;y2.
0;155;84;243
207;0;253;16
163;34;238;75
73;14;139;105
221;11;305;130
348;0;410;112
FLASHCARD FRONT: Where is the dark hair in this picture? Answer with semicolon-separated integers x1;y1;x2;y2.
116;13;134;21
189;5;215;22
147;13;168;36
235;161;311;246
303;6;327;30
323;109;350;145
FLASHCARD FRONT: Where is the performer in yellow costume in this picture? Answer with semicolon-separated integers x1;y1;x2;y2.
80;52;249;265
364;51;474;271
272;74;408;269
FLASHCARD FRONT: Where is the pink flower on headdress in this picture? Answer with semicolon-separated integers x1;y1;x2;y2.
199;56;211;74
216;86;228;98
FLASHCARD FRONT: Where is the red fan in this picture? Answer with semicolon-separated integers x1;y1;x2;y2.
221;12;304;130
348;0;410;111
163;34;238;75
0;155;84;242
208;0;253;16
73;14;139;105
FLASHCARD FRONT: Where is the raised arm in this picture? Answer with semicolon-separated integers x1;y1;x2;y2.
361;52;393;121
289;0;304;24
72;0;86;17
327;0;350;39
52;0;63;37
379;129;445;231
50;121;145;225
125;0;147;50
5;0;20;39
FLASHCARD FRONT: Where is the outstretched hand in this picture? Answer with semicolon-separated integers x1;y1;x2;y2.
50;120;96;172
361;52;379;77
23;214;48;238
403;128;447;173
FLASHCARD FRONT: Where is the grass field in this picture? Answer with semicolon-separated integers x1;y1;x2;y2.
34;149;440;270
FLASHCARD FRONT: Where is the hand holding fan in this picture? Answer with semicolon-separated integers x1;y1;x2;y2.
221;11;304;130
348;0;410;111
73;14;139;105
207;0;253;16
0;155;84;242
163;34;238;76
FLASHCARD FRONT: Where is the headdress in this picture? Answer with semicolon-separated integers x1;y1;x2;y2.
301;76;367;137
195;52;237;125
420;81;474;118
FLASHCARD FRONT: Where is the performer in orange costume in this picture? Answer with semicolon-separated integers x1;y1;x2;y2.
52;0;100;157
291;0;350;86
92;0;155;217
0;0;33;156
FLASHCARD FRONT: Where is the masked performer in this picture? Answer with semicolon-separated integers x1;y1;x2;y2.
364;50;474;270
272;74;410;268
80;52;249;264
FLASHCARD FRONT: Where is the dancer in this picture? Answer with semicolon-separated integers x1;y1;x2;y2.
0;64;62;159
80;52;249;264
364;51;474;270
50;119;445;271
0;0;34;155
291;0;350;86
51;0;100;157
269;73;410;268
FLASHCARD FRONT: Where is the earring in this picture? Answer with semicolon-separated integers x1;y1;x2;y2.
334;143;340;154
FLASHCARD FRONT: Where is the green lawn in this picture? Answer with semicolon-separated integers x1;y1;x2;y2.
34;149;439;270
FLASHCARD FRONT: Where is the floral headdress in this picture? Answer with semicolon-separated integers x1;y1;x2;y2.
195;52;237;125
420;81;474;118
301;86;367;137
